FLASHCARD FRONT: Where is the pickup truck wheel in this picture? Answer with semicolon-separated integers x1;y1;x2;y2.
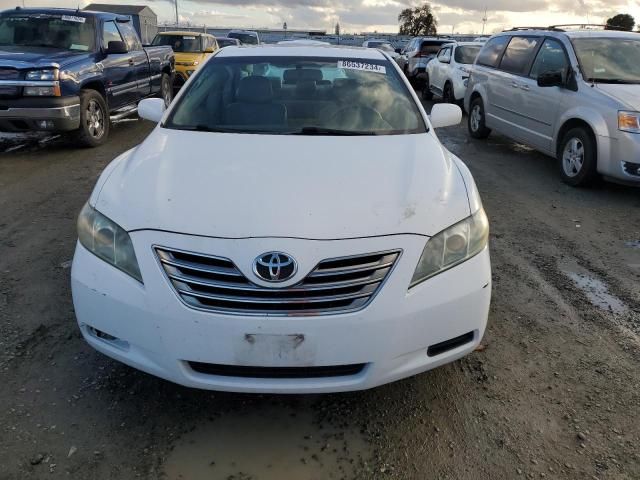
468;97;491;139
72;89;109;148
160;73;173;107
558;127;599;187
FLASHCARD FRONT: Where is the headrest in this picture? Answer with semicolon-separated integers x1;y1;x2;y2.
236;76;273;103
334;78;358;89
283;68;323;84
295;80;316;97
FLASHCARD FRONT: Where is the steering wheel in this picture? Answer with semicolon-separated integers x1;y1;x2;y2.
326;105;387;129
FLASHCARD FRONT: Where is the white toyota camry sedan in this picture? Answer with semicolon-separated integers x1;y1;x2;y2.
71;44;491;393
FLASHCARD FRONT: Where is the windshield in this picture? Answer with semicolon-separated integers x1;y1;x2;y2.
165;56;426;136
573;37;640;84
217;38;236;48
0;13;95;51
368;41;393;51
152;34;202;53
228;32;258;45
455;45;481;64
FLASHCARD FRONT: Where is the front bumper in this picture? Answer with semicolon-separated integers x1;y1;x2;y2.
71;231;491;393
601;131;640;183
0;96;80;132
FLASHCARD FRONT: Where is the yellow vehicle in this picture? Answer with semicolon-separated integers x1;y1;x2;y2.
151;31;218;89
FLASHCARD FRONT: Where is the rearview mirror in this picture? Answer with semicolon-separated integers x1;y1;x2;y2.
138;98;165;123
430;103;462;128
537;70;564;88
106;40;128;55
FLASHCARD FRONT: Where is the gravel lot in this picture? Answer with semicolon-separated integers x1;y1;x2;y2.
1;105;639;480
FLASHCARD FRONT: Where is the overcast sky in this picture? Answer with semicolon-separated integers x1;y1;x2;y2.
5;0;640;34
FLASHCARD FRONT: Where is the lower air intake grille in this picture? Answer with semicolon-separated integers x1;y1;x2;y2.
188;362;367;379
155;247;400;316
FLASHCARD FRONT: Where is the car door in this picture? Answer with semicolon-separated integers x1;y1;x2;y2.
100;20;137;109
515;38;570;153
432;46;451;94
489;35;541;142
116;20;149;101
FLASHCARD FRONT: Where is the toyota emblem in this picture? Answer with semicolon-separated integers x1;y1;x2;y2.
253;252;297;282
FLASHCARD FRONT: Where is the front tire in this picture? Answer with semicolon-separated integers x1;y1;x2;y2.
72;89;109;148
468;96;491;139
160;72;173;107
558;127;598;187
421;75;433;100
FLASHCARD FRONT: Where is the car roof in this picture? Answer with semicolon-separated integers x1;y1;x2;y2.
215;44;387;60
495;28;640;40
1;7;126;22
157;31;212;37
452;41;485;47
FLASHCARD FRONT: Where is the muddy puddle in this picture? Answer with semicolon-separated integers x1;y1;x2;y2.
560;258;628;315
163;400;371;480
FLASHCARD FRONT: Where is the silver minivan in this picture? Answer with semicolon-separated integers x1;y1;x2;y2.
464;27;640;186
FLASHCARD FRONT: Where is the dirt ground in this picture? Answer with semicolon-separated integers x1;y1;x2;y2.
0;106;639;480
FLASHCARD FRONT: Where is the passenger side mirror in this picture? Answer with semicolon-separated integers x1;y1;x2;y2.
138;98;165;123
395;48;402;54
537;70;564;88
204;46;215;53
106;40;128;55
439;56;450;64
430;103;462;128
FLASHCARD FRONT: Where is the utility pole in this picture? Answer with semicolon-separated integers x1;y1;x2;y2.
481;7;487;35
174;0;179;26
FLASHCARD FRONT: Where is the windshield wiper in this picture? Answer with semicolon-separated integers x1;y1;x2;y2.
587;78;640;84
168;125;283;134
291;126;376;136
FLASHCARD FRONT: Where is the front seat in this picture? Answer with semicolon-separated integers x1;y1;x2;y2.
225;76;287;127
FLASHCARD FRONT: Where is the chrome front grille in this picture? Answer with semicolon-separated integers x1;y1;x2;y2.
155;247;401;316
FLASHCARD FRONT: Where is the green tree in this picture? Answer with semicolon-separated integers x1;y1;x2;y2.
398;3;437;36
335;22;340;35
605;13;635;31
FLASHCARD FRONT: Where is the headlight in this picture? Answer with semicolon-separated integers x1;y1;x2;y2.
410;208;489;288
26;69;58;81
618;111;640;134
24;86;59;96
77;203;143;283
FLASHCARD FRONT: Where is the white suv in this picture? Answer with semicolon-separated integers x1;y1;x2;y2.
424;42;484;104
400;37;456;83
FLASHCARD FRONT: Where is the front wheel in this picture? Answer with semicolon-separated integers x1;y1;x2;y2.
160;72;173;107
468;97;491;139
71;89;109;148
558;127;599;187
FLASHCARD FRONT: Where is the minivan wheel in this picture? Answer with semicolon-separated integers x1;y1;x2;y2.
71;89;109;148
558;127;598;187
468;97;491;139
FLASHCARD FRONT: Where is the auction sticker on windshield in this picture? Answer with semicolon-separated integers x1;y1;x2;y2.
61;15;86;23
338;60;386;74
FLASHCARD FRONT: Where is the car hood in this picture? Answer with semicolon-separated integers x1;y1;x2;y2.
596;83;640;110
0;45;91;69
94;128;471;239
174;51;205;64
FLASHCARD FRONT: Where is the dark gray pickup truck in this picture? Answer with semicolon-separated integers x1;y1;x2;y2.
0;7;175;146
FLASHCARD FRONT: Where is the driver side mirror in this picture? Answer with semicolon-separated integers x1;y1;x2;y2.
106;40;128;55
537;70;564;88
430;103;462;128
138;98;165;123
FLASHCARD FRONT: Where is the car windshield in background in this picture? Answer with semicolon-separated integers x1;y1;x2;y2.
165;56;426;136
421;41;447;56
228;32;258;45
573;37;640;84
217;38;236;47
368;42;394;51
455;45;481;64
0;13;95;51
152;34;202;53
